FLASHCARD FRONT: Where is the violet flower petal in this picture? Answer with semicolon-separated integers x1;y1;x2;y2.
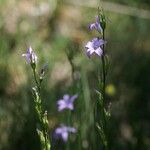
62;131;68;142
57;94;78;111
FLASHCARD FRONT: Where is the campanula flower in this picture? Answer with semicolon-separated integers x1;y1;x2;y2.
57;94;78;111
55;125;76;142
89;16;102;33
85;37;106;58
22;46;37;64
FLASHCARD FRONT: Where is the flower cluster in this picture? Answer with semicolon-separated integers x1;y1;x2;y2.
55;94;78;142
85;16;106;58
86;11;110;149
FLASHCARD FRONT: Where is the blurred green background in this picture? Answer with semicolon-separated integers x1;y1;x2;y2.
0;0;150;149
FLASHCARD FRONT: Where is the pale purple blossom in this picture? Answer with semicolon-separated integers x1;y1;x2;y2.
22;46;37;64
55;125;76;142
57;94;78;111
85;37;106;58
89;16;102;33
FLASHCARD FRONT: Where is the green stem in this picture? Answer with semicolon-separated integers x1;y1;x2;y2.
32;68;41;93
70;59;75;82
101;30;108;150
32;68;49;150
66;110;71;150
102;30;106;129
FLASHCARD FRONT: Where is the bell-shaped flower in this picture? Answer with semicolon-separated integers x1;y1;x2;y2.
22;46;37;64
85;37;106;58
89;16;102;33
57;94;78;111
55;125;76;142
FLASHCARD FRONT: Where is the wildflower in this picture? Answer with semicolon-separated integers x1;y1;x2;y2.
22;46;37;64
89;16;102;33
85;37;106;58
55;125;76;142
57;94;78;111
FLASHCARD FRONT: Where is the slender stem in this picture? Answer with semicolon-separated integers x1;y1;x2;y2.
32;68;49;150
101;30;108;150
102;30;106;129
32;68;41;92
66;110;71;150
70;59;75;82
67;54;75;83
42;114;48;150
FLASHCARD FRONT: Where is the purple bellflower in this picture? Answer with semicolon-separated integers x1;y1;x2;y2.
22;46;37;64
55;125;76;142
85;37;106;58
57;94;78;111
89;16;102;33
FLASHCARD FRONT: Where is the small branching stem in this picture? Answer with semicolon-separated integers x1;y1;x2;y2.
32;67;50;150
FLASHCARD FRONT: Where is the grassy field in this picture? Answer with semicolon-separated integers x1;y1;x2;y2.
0;0;150;149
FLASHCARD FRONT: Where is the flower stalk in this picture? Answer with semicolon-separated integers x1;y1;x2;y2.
22;47;51;150
101;28;108;150
85;8;110;149
99;9;110;150
55;94;77;144
32;68;50;150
